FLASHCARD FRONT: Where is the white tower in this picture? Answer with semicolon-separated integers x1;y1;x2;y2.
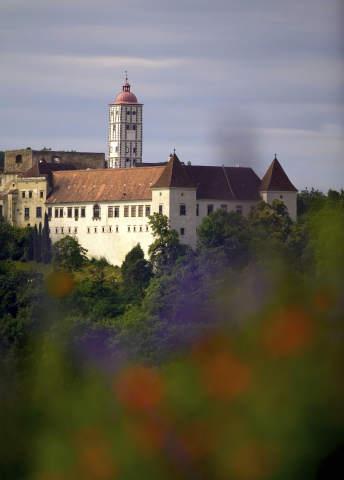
108;74;143;168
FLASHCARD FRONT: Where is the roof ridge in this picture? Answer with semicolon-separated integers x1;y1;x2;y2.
222;165;236;199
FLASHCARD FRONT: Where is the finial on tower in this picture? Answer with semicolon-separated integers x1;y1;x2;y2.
274;153;278;160
173;148;176;155
123;71;130;92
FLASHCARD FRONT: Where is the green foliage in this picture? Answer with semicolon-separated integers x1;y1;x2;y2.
0;219;31;261
41;213;52;263
121;244;152;303
52;236;88;271
148;213;188;273
197;209;250;267
0;261;44;354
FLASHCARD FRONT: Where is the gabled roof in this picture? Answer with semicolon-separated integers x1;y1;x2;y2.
152;154;196;189
184;165;261;201
47;166;165;204
260;157;297;192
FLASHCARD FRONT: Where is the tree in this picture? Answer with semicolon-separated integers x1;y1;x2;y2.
148;213;188;273
197;209;250;267
32;225;41;262
52;236;88;271
41;213;52;263
121;244;152;302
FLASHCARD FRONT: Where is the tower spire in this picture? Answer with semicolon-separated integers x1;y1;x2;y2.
123;71;130;92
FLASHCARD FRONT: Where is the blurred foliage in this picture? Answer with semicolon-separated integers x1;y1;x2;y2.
0;195;344;479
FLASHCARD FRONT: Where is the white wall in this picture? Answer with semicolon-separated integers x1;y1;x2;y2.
48;200;154;266
260;191;297;220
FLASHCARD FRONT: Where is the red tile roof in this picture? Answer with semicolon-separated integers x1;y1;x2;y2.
185;165;261;201
260;157;297;192
47;166;165;204
46;156;295;204
152;154;196;188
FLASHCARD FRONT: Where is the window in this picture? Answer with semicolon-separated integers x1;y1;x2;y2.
24;208;30;220
139;226;142;232
55;227;58;234
280;195;284;199
40;191;44;199
138;205;143;217
15;154;22;164
29;191;33;199
36;207;42;218
196;204;199;216
59;208;63;218
126;109;130;114
126;124;130;130
87;227;90;234
145;205;151;217
114;206;120;217
74;208;79;219
93;204;100;219
180;204;186;216
207;204;214;215
81;207;86;218
94;227;97;233
54;208;58;218
133;125;136;131
109;226;112;233
132;110;136;115
236;205;243;215
180;228;185;236
102;226;105;233
146;225;149;232
22;191;25;199
133;147;136;154
48;207;52;219
68;227;71;234
128;226;131;232
133;226;136;232
108;206;113;218
116;226;119;233
159;204;163;214
61;227;64;234
74;227;78;234
220;204;228;211
67;207;72;218
124;206;129;217
131;205;136;217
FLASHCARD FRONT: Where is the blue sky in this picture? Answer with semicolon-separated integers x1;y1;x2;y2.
0;0;343;190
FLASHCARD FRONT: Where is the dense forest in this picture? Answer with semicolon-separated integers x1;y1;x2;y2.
0;188;343;480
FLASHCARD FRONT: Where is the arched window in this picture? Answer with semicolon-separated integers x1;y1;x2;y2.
15;154;22;163
93;204;101;219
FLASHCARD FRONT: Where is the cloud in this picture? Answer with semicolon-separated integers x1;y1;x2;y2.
0;0;343;190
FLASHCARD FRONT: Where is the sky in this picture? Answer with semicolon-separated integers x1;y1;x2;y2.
0;0;343;191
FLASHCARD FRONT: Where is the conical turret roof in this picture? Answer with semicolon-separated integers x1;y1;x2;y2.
260;156;297;192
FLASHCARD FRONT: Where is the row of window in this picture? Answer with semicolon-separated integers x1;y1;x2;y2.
49;205;152;220
25;203;243;221
22;190;44;199
53;225;150;235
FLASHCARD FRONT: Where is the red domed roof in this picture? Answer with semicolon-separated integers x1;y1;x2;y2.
114;78;138;104
115;90;138;104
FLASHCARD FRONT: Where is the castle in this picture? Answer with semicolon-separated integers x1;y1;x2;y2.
0;77;297;266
